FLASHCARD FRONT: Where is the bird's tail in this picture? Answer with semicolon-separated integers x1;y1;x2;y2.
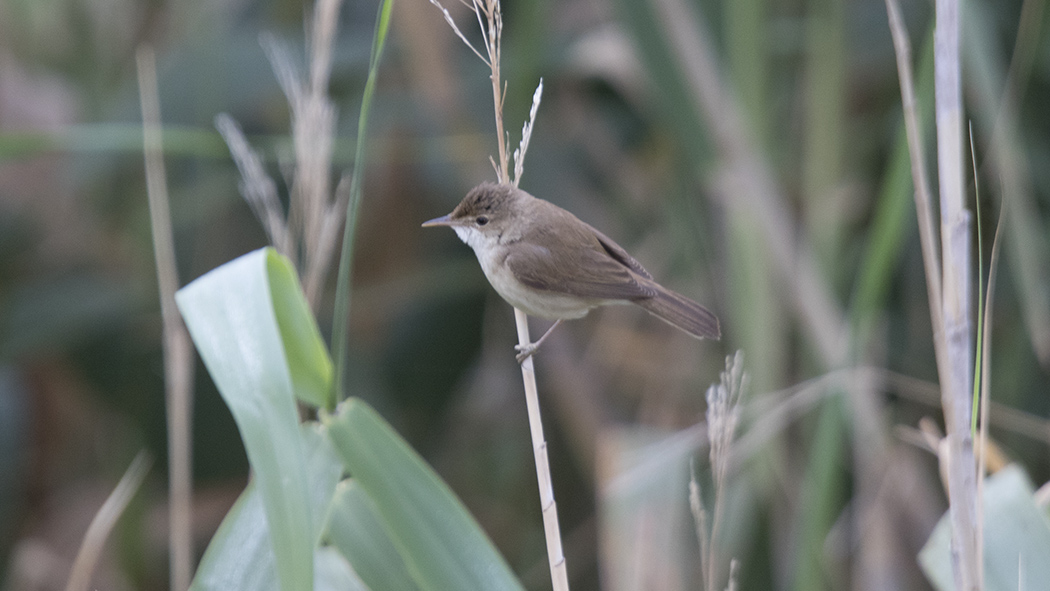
634;283;721;340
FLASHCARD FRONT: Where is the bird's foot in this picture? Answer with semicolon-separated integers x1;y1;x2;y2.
513;319;563;364
514;342;538;364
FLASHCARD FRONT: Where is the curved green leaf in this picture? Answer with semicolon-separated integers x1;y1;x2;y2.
177;248;323;591
325;480;420;591
267;252;334;409
191;481;278;591
920;465;1050;591
323;398;524;591
315;547;370;591
190;424;344;591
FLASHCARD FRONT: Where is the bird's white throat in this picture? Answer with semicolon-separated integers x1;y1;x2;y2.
453;225;493;252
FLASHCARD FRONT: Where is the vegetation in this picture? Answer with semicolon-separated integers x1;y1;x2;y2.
1;0;1048;589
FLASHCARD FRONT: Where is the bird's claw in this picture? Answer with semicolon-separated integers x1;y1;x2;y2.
514;342;538;364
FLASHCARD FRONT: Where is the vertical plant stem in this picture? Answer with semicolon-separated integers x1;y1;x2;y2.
332;0;394;404
430;3;569;588
852;20;936;347
515;310;570;591
461;2;567;587
500;32;568;591
136;46;194;591
934;0;979;587
490;50;508;181
299;0;341;308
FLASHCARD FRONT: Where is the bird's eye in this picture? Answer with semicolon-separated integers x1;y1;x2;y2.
475;215;489;226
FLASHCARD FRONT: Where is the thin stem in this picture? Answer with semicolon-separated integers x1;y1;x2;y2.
515;309;570;590
299;0;343;308
934;0;979;587
884;0;948;385
136;47;194;591
332;0;394;404
65;452;153;591
431;2;569;588
689;467;711;590
513;79;544;186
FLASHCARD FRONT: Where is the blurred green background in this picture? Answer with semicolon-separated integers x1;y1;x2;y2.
0;0;1048;589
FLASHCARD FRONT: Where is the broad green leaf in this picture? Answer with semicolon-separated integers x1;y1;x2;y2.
323;398;525;591
191;424;344;591
315;547;370;591
177;248;323;591
191;482;278;591
268;252;334;410
324;480;420;591
300;423;347;542
920;464;1050;590
191;494;365;591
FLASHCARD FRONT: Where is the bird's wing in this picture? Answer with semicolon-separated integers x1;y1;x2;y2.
506;220;657;301
586;223;654;281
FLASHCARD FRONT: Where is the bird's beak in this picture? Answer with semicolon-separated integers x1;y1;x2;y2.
422;214;454;228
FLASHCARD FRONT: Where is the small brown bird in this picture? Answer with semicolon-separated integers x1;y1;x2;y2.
423;183;721;361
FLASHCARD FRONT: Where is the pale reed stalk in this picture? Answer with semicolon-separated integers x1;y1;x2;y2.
428;1;568;589
934;0;980;588
887;0;979;587
136;47;194;591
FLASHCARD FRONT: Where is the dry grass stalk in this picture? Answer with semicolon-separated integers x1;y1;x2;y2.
428;1;567;589
214;114;291;257
885;0;979;587
933;0;980;587
136;46;195;591
689;471;710;586
512;81;543;186
64;451;152;591
694;351;746;591
883;0;947;383
215;0;347;310
725;559;740;591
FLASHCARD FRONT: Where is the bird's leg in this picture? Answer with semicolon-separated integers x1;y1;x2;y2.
515;319;563;363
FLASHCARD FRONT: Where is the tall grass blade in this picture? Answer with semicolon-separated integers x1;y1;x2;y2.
331;0;394;404
970;124;983;437
964;0;1050;367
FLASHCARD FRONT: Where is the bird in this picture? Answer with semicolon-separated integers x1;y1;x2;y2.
423;182;720;362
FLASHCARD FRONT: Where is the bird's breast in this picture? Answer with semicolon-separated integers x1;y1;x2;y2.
474;243;596;320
